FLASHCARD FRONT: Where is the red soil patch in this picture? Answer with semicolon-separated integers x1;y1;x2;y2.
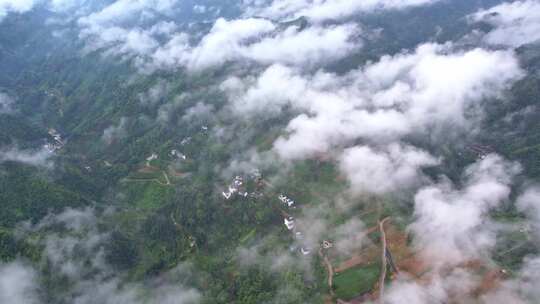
138;165;159;173
334;255;369;273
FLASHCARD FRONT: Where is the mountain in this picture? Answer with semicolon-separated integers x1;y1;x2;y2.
1;0;540;303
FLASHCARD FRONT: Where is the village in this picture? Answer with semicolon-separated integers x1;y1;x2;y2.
220;170;319;257
43;128;64;153
214;142;521;303
112;125;513;304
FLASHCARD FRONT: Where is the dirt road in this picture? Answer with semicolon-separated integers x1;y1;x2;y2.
319;248;335;296
377;218;390;303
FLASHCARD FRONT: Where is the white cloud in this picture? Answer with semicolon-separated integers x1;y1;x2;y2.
156;94;187;124
517;186;540;238
0;92;14;114
245;0;441;22
138;79;172;106
472;0;540;47
193;4;206;14
48;0;89;12
330;217;369;256
384;269;480;304
0;261;40;304
78;0;177;27
80;21;175;59
182;102;214;121
238;23;360;66
16;207;202;304
339;144;438;195
76;2;360;72
0;147;53;167
379;155;525;303
0;0;35;21
148;18;359;71
181;18;277;70
76;0;181;61
225;43;523;160
80;16;276;70
410;155;521;268
102;117;128;145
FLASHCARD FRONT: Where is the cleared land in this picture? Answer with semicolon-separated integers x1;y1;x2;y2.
333;263;380;300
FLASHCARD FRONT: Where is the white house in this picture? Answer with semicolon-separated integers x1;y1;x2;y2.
170;149;187;160
278;194;295;207
286;199;295;207
284;217;295;230
180;137;192;145
146;153;158;161
322;240;333;249
233;176;243;187
222;191;232;199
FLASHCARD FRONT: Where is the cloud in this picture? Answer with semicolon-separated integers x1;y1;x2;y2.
75;1;360;73
0;92;14;114
79;20;176;59
383;269;480;304
511;256;540;301
0;146;53;167
175;17;277;70
16;207;202;304
148;18;359;71
78;0;178;26
182;102;214;121
234;23;360;67
0;261;40;304
385;254;540;304
410;154;521;268
48;0;89;12
0;0;35;21
234;204;367;275
225;43;523;161
378;155;527;303
328;217;370;256
138;79;172;106
193;4;206;14
472;0;540;47
76;0;181;61
156;94;187;124
102;117;128;145
244;0;441;22
339;144;439;195
517;186;540;239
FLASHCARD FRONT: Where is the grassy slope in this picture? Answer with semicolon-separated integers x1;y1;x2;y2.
333;263;381;300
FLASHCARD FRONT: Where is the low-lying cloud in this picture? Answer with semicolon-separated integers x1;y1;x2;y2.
146;18;361;71
340;144;439;195
102;117;128;145
224;43;522;168
244;0;442;22
411;155;520;268
0;146;53;168
0;92;14;114
472;0;540;48
0;0;35;21
13;207;202;304
0;261;40;304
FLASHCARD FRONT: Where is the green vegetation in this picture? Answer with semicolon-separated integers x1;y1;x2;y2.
0;162;87;228
0;1;539;303
333;263;381;300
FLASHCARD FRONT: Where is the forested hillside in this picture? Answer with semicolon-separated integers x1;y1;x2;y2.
1;0;540;303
